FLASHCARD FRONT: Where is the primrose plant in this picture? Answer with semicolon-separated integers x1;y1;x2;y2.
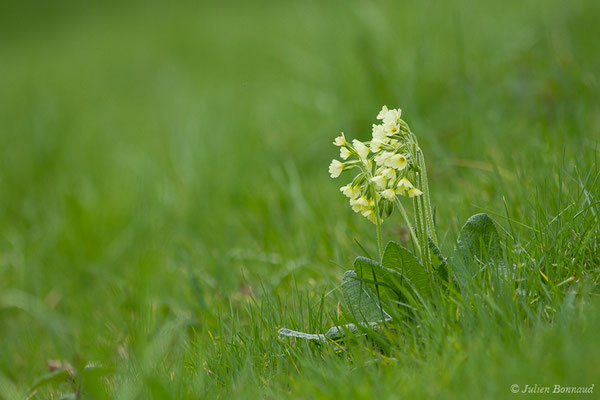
279;106;501;342
329;106;437;270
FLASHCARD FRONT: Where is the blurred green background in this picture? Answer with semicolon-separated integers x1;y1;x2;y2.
0;0;599;398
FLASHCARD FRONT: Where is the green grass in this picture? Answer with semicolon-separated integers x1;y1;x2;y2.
0;0;599;398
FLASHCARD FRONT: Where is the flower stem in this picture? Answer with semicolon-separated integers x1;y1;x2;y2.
394;198;421;257
376;218;383;262
417;149;438;246
372;193;384;305
418;192;432;271
373;195;384;262
413;192;430;271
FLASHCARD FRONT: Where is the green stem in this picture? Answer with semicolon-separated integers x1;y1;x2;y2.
410;140;430;268
394;198;421;257
362;164;384;262
374;197;384;263
418;149;438;245
412;195;426;260
372;187;384;305
418;192;432;272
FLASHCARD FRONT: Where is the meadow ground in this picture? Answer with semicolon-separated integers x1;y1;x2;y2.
0;0;599;399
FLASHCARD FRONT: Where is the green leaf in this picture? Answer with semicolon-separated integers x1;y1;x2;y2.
277;328;327;341
277;268;392;342
457;213;502;265
342;270;391;322
324;321;387;340
353;256;404;302
278;320;388;342
428;237;449;282
382;241;433;298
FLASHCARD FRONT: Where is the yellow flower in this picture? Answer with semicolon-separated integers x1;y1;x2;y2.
408;187;423;198
371;175;386;190
383;120;399;136
396;177;414;195
382;108;401;125
381;188;396;200
380;167;396;180
333;133;346;146
350;196;369;213
388;154;407;170
340;185;352;198
340;147;351;160
371;124;387;141
374;151;393;166
340;184;361;199
328;160;344;178
376;105;401;123
361;208;377;224
370;138;385;152
352;139;370;161
376;105;390;120
330;105;429;225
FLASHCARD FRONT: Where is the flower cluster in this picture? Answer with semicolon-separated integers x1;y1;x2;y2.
329;106;423;223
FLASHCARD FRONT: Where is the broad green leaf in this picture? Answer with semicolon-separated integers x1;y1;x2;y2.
353;256;404;302
278;328;327;341
382;241;433;298
427;237;444;263
325;321;387;340
428;237;449;282
457;213;502;264
342;270;391;322
278;320;387;342
278;268;392;342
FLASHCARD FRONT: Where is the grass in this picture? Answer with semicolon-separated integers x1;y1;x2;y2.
0;0;599;398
